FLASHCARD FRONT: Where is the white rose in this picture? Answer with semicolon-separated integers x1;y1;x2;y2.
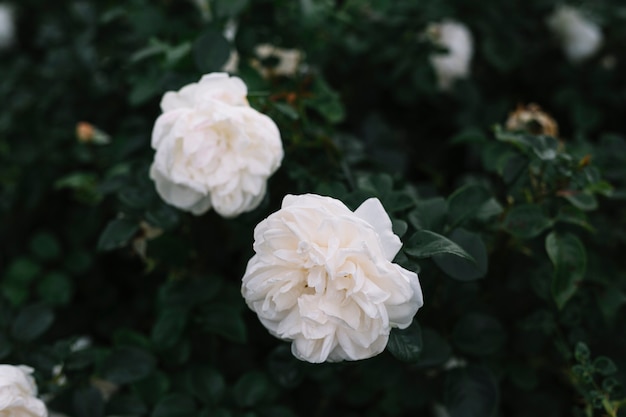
0;3;15;50
150;73;284;218
428;20;474;90
241;194;423;363
547;5;602;62
0;365;48;417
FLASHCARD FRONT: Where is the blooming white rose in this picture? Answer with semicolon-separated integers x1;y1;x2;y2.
0;3;15;50
150;73;284;218
547;5;602;62
0;365;48;417
241;194;423;363
428;20;474;90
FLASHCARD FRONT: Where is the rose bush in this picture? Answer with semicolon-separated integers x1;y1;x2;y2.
242;194;423;363
0;365;47;417
150;72;283;217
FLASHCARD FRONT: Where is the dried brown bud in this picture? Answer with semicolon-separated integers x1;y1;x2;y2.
505;104;559;138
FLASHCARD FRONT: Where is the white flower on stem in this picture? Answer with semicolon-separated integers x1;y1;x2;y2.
0;365;48;417
428;20;474;90
252;44;303;78
150;73;284;218
241;194;423;363
547;5;603;63
0;4;15;50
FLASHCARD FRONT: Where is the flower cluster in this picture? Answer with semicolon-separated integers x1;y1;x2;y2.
150;73;284;218
241;194;423;363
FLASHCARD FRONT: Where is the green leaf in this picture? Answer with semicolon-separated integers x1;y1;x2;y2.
152;308;187;349
415;328;452;368
97;218;139;251
408;197;447;233
546;232;586;309
30;232;61;261
145;204;180;231
73;387;104;417
0;333;12;359
447;185;492;227
404;230;475;262
386;320;423;362
106;393;148;416
562;191;598;211
444;366;499;417
555;205;594;231
433;229;488;281
198;305;247;343
102;347;156;385
273;102;299;120
503;204;552;239
152;393;196;417
452;313;506;356
193;28;231;73
267;345;304;388
233;372;270;408
37;272;73;306
189;366;226;405
11;304;55;342
574;342;590;363
133;372;170;406
593;357;618;376
214;0;249;17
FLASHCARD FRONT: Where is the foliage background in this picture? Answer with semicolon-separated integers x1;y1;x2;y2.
2;0;626;416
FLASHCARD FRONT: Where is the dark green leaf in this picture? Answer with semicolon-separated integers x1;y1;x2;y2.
593;357;618;376
233;372;270;408
503;204;552;239
574;342;590;363
30;232;61;261
546;232;586;309
452;313;506;356
37;272;73;306
447;185;492;227
97;218;139;251
556;205;594;231
408;197;447;232
152;393;196;417
73;387;104;417
106;393;148;416
416;328;452;368
193;28;231;73
404;230;475;262
267;345;303;388
102;347;156;384
433;229;488;281
444;366;499;417
145;205;180;231
152;308;187;350
11;304;55;342
562;192;598;211
189;366;226;405
386;320;423;362
215;0;249;18
133;372;170;406
198;306;247;343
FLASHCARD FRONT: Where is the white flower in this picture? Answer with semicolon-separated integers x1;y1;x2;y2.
252;44;303;78
241;194;423;363
547;5;603;62
0;365;48;417
150;73;284;218
0;3;15;50
428;20;474;90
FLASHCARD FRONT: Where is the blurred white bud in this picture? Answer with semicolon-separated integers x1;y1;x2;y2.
427;20;474;90
547;5;603;62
